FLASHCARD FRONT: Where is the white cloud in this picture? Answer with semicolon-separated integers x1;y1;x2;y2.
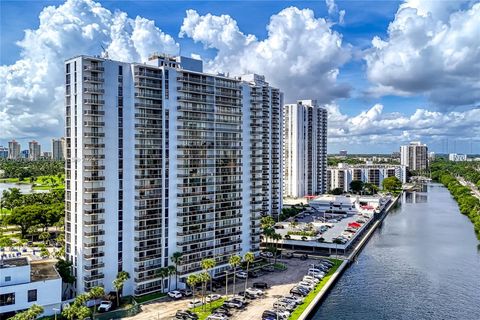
179;7;351;103
327;103;480;147
0;0;178;141
365;0;480;107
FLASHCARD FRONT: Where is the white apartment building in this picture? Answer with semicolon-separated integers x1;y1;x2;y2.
0;258;62;318
400;141;428;172
327;163;407;192
52;138;66;160
8;140;20;160
28;141;41;161
65;54;282;297
449;153;467;162
282;100;327;198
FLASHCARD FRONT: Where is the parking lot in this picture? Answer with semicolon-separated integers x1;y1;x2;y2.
127;258;319;320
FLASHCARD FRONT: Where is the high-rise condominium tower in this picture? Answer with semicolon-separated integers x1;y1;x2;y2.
28;140;41;160
52;138;66;160
282;100;327;198
8;140;21;160
64;54;282;296
400;141;428;172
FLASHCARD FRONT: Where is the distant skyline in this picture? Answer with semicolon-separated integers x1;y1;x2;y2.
1;0;479;153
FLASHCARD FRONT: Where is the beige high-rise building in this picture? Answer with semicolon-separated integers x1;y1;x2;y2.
400;141;428;172
8;140;21;160
28;140;41;160
52;138;66;160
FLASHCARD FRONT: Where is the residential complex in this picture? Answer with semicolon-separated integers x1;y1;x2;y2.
327;162;407;192
28;141;41;161
0;146;7;159
8;140;21;160
0;258;62;318
282;100;327;198
52;138;66;160
448;153;467;162
64;54;282;296
400;141;428;172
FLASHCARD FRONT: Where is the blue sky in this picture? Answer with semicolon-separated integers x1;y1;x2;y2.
1;0;479;154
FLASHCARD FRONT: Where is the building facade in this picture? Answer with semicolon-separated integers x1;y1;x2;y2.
0;258;62;318
327;163;407;192
282;100;327;198
400;141;428;172
0;146;8;159
64;54;282;296
52;138;66;160
8;140;20;160
28;141;41;161
449;153;467;162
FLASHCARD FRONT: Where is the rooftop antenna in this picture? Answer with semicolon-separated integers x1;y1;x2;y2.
100;45;109;59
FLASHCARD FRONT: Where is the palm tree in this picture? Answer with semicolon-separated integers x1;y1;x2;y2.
61;304;78;320
243;252;255;297
170;252;183;289
200;258;216;300
229;254;242;297
88;286;105;314
187;274;199;302
167;265;176;291
39;231;50;244
198;272;210;310
156;268;168;293
113;271;130;306
271;232;282;265
76;306;91;320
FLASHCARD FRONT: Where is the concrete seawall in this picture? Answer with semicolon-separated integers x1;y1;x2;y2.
296;193;402;320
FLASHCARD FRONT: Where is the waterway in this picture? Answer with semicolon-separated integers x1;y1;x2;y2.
313;183;480;320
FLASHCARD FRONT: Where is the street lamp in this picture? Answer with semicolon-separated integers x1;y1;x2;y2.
53;307;60;320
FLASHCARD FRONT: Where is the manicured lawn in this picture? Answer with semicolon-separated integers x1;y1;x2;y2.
288;259;343;320
274;262;287;271
32;175;65;190
0;177;30;184
134;292;166;304
191;298;226;320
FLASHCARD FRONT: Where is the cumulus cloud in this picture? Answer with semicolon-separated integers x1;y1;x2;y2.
326;103;480;147
179;7;351;103
365;0;480;108
0;0;178;141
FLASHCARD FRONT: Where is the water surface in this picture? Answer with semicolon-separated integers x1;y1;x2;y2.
313;183;480;320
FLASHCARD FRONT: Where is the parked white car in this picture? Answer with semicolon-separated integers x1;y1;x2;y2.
246;287;264;296
303;275;319;283
206;294;222;302
188;299;203;308
168;290;183;299
236;271;248;279
298;281;315;290
97;301;112;312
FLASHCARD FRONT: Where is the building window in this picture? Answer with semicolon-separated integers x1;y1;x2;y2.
0;293;15;306
5;276;11;282
28;289;37;302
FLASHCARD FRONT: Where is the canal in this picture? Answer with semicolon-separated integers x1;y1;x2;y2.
313;183;480;320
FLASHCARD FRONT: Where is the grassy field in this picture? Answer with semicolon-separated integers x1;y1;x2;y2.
288;259;343;320
134;292;166;304
32;175;65;190
0;177;31;184
191;298;226;320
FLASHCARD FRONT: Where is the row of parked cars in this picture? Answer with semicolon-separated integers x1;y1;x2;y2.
174;282;269;320
261;259;334;320
333;216;369;244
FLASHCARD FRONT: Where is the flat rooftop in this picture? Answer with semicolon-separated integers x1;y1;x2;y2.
30;260;60;282
0;257;28;268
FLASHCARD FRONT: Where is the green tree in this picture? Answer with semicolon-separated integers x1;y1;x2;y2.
200;258;216;303
6;206;39;238
113;271;130;306
39;231;50;244
76;306;92;320
88;286;105;314
243;252;255;297
330;187;344;195
170;251;183;289
61;304;78;320
9;304;44;320
167;265;176;291
382;176;402;192
198;272;210;309
350;180;364;193
229;254;242;296
186;274;200;302
156;267;168;293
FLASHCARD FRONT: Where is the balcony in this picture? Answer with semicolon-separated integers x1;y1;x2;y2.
83;76;104;83
84;240;105;248
84;273;105;282
83;262;105;271
84;229;105;237
83;251;105;259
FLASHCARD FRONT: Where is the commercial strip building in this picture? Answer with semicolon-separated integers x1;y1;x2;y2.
448;153;467;162
400;141;428;172
282;100;327;198
0;258;62;318
64;54;282;296
327;163;407;192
